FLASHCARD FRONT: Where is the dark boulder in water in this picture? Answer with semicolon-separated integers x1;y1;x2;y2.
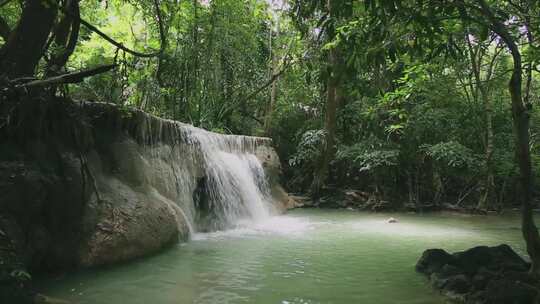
416;248;455;275
417;244;539;303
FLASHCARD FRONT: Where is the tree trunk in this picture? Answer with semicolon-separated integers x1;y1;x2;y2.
495;29;540;274
476;0;540;274
265;59;279;135
465;34;495;211
45;0;80;78
311;46;339;199
192;0;201;125
511;63;540;274
311;0;341;199
264;15;280;136
0;0;58;79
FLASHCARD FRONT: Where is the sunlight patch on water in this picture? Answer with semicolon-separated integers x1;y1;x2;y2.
349;218;480;238
192;215;313;241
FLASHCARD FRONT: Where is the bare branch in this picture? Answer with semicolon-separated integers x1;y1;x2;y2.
15;64;116;88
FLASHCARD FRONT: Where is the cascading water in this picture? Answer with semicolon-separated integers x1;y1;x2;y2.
167;124;274;232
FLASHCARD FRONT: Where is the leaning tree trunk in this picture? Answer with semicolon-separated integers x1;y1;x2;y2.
510;59;540;275
476;0;540;274
0;0;58;79
496;27;540;275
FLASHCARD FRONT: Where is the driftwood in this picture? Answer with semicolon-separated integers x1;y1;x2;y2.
15;64;117;88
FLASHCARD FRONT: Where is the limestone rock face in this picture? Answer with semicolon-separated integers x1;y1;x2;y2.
76;139;192;267
0;100;293;275
255;144;298;211
79;198;182;267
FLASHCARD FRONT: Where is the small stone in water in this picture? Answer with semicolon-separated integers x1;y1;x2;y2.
386;217;398;223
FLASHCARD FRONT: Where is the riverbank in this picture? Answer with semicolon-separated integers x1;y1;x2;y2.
289;188;525;214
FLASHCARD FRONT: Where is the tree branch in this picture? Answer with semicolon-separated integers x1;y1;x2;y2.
46;0;166;58
15;64;116;88
239;69;287;105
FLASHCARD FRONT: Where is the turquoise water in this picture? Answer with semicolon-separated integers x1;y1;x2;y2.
39;209;528;304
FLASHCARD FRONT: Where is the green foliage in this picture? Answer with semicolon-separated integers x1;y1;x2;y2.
9;270;31;282
336;139;399;173
289;129;326;168
421;141;481;170
2;0;539;208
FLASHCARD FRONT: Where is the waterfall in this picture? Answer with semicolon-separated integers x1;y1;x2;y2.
165;124;274;233
85;103;278;235
5;101;289;268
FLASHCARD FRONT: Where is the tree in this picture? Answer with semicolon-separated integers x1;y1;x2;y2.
291;0;352;198
361;0;540;274
0;0;59;79
0;0;165;88
464;32;503;211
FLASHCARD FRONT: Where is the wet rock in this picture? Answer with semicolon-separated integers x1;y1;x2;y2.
430;272;447;289
471;268;495;290
440;264;463;277
254;145;296;212
386;217;398;223
430;264;466;290
416;248;454;275
452;244;529;274
484;279;540;304
79;197;182;267
417;244;540;304
443;274;470;294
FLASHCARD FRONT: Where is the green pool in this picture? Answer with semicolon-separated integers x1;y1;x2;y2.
38;209;528;304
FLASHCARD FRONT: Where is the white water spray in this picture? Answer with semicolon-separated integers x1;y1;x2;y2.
151;124;275;233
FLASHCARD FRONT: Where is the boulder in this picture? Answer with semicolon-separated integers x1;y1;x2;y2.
484;279;540;304
452;244;529;274
79;198;182;267
471;268;496;290
386;217;398;223
416;248;454;275
443;274;471;294
417;244;539;304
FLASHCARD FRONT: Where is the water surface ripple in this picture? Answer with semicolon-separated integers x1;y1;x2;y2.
39;209;528;304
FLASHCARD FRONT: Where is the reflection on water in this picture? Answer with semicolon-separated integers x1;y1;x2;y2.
38;209;527;304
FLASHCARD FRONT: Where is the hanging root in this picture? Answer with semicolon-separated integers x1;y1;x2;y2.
80;153;101;202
